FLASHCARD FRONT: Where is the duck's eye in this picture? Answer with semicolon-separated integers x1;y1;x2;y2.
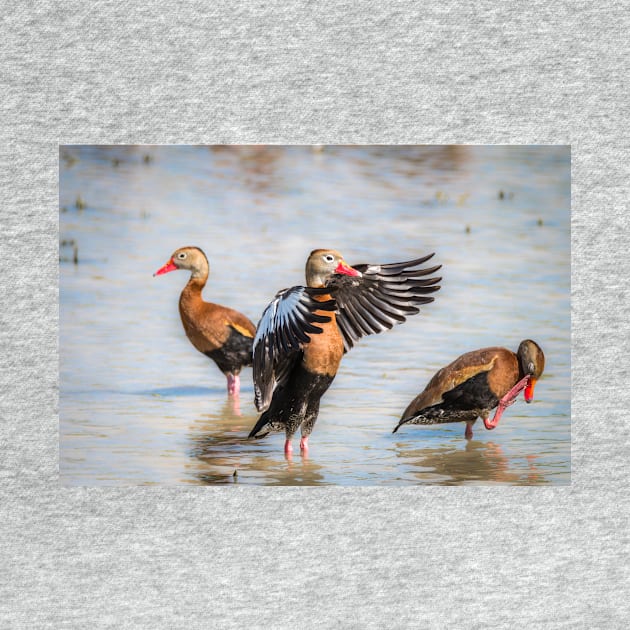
177;252;187;260
324;254;335;263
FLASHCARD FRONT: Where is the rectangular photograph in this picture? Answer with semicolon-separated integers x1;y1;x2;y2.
59;145;570;485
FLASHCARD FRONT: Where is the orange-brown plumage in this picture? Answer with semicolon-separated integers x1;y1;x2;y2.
154;246;256;396
249;248;442;454
302;294;344;377
395;340;545;438
179;278;255;354
402;347;518;418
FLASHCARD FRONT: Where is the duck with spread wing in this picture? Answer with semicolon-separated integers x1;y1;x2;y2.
248;248;442;455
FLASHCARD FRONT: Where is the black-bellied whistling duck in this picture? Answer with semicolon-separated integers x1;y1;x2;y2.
248;248;441;456
153;246;256;397
393;339;545;439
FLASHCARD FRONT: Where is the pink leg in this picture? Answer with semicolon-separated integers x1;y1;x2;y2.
284;439;293;459
484;375;530;430
226;373;240;397
299;436;309;452
485;407;502;430
499;374;531;407
465;422;474;440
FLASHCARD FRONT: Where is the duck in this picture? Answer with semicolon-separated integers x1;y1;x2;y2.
153;246;256;397
393;339;545;439
248;248;441;455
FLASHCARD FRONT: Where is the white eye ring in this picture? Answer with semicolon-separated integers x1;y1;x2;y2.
324;254;334;263
177;252;186;259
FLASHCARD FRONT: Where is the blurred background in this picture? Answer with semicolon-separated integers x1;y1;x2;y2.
59;145;570;486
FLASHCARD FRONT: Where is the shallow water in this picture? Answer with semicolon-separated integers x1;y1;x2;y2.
59;145;570;486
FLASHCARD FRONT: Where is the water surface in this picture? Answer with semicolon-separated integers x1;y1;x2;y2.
60;145;570;485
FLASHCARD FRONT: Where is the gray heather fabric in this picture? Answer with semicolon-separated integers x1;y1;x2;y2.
1;2;628;628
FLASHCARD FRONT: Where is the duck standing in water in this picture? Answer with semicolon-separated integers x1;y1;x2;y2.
393;339;545;438
249;248;441;455
154;246;256;397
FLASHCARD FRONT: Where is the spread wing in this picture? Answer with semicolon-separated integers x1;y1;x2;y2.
328;253;441;352
253;286;336;412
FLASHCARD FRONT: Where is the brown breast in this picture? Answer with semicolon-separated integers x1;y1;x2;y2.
302;295;344;377
178;280;254;354
485;348;520;399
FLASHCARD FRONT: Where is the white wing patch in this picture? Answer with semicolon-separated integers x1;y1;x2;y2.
254;288;305;351
253;286;336;412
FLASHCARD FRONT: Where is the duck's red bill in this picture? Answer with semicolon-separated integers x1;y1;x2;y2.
154;259;177;276
335;261;360;277
524;378;537;403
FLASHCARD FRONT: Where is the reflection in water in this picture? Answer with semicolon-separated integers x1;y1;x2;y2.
140;385;225;397
188;402;329;486
209;145;285;194
363;145;469;182
60;145;570;485
395;439;546;486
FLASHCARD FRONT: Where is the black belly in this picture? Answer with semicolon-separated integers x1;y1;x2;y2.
410;371;500;425
249;359;335;439
204;328;253;374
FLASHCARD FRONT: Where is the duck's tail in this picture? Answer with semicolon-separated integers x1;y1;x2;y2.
394;407;480;432
392;417;410;433
248;411;283;439
393;408;443;432
248;413;270;439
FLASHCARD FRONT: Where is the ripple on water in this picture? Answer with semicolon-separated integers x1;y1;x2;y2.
60;146;570;486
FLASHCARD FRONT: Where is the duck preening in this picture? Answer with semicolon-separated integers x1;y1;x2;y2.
248;248;442;455
154;246;256;397
393;339;545;439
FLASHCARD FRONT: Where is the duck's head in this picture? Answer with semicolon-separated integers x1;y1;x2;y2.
305;249;360;288
517;339;545;403
154;246;209;279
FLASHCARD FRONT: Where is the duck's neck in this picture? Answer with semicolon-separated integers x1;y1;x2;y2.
307;275;327;289
180;265;209;307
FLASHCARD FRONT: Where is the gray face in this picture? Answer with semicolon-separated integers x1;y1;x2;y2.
517;339;545;378
173;249;191;268
171;247;209;277
305;249;345;287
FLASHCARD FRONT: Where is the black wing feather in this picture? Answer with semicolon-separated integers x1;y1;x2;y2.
253;286;336;412
328;253;441;352
352;253;436;275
